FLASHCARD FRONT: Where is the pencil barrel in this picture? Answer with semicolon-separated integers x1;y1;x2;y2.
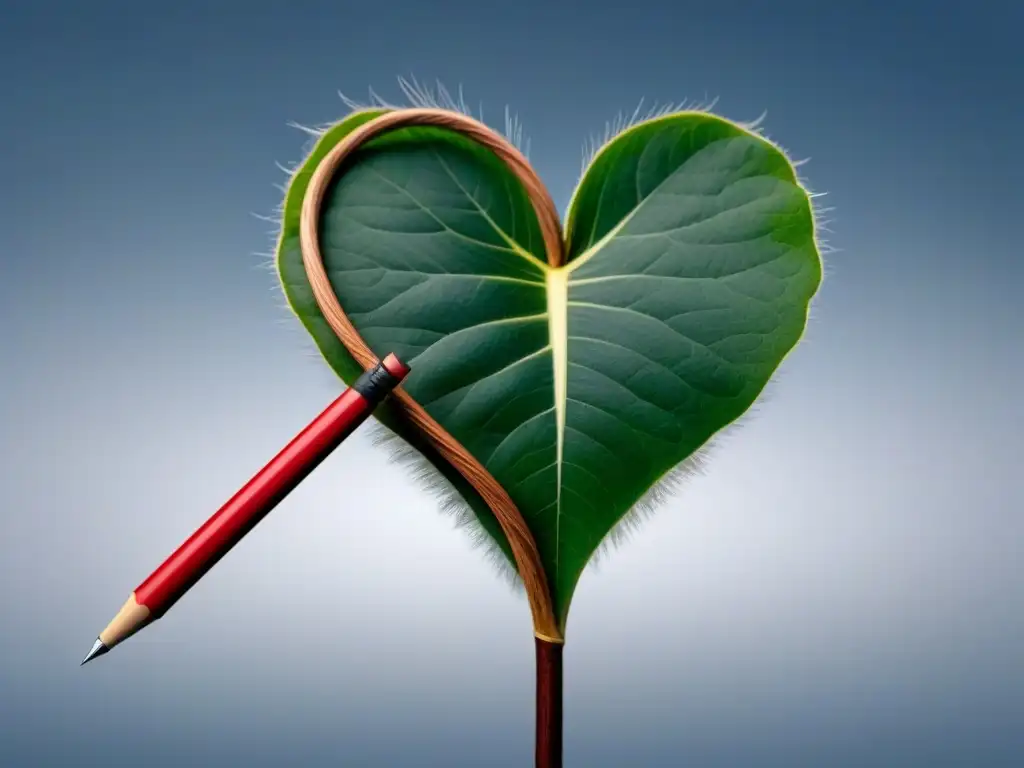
133;355;408;616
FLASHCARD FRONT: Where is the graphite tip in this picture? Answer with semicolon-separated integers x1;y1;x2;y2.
80;638;109;666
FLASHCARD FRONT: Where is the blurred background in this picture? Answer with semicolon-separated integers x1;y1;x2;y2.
1;1;1021;765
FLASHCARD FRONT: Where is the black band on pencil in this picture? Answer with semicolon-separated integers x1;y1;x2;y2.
352;361;402;403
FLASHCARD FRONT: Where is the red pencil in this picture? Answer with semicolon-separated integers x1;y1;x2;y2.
81;353;410;664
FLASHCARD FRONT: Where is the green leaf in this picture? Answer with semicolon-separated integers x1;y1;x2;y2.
277;109;822;630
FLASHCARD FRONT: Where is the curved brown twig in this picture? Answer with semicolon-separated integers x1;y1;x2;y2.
299;107;564;641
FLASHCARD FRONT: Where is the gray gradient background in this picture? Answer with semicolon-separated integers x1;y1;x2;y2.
2;1;1021;766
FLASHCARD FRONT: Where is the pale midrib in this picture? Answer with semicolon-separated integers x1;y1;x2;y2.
471;175;659;583
545;268;569;574
540;203;636;581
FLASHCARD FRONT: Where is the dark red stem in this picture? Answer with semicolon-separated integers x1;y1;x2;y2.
535;637;564;768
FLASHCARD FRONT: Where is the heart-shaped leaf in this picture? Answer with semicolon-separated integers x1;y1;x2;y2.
277;107;821;630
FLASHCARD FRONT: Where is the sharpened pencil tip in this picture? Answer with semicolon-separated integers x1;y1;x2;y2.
81;638;108;666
